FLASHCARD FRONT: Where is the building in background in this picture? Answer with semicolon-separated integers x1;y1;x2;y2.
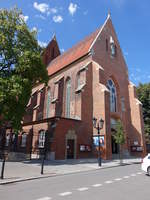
5;14;146;160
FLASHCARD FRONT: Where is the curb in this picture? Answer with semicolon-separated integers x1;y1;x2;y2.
0;173;57;185
0;161;141;185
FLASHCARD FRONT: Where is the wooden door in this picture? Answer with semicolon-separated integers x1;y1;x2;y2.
67;139;74;159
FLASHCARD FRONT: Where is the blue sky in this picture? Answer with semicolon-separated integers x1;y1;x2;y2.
1;0;150;85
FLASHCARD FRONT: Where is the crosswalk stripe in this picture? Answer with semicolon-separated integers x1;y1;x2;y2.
130;174;136;176
137;172;142;175
59;192;72;196
92;184;102;187
36;197;52;200
77;187;89;191
114;178;122;181
123;176;129;179
105;181;113;184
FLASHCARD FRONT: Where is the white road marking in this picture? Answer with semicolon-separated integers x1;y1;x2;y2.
77;187;89;191
59;192;72;196
137;172;142;175
130;174;136;177
92;183;102;187
36;197;52;200
105;181;113;184
123;176;130;179
114;178;122;181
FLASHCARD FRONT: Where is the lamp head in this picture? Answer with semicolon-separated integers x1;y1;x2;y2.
99;118;104;129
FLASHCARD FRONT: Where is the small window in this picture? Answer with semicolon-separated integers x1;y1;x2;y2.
110;36;117;57
111;44;116;57
106;39;108;51
38;130;45;148
52;47;55;58
21;133;27;147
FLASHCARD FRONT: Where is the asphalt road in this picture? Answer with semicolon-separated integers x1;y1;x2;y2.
0;164;150;200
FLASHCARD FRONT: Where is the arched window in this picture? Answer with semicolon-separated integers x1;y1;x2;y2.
21;133;27;147
46;88;51;118
107;79;117;112
65;78;71;118
38;130;45;148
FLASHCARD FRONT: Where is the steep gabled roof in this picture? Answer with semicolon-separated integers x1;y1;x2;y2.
47;14;111;76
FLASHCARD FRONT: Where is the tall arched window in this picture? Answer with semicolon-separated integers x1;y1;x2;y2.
46;88;51;118
65;78;71;118
107;79;117;112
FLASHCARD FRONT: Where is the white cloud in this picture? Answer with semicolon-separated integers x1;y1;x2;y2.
20;14;29;22
68;3;78;16
33;2;49;13
53;15;63;23
38;40;47;47
33;2;57;16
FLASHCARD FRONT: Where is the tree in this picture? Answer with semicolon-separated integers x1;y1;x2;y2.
113;120;125;164
0;8;48;179
136;83;150;143
0;8;48;131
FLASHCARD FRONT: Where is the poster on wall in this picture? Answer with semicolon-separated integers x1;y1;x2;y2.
93;135;104;147
79;144;91;152
131;146;143;152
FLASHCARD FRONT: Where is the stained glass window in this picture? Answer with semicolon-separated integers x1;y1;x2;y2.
107;79;117;112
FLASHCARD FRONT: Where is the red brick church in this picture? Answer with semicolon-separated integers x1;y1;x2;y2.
5;14;146;160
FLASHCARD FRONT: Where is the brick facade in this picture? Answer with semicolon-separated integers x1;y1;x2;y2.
4;14;146;160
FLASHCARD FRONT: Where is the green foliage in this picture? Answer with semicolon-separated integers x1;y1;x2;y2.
0;8;48;131
137;83;150;142
113;120;125;145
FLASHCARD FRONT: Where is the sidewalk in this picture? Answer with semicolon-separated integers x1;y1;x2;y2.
0;157;142;185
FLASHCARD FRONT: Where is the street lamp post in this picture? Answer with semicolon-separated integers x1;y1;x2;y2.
93;117;104;167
